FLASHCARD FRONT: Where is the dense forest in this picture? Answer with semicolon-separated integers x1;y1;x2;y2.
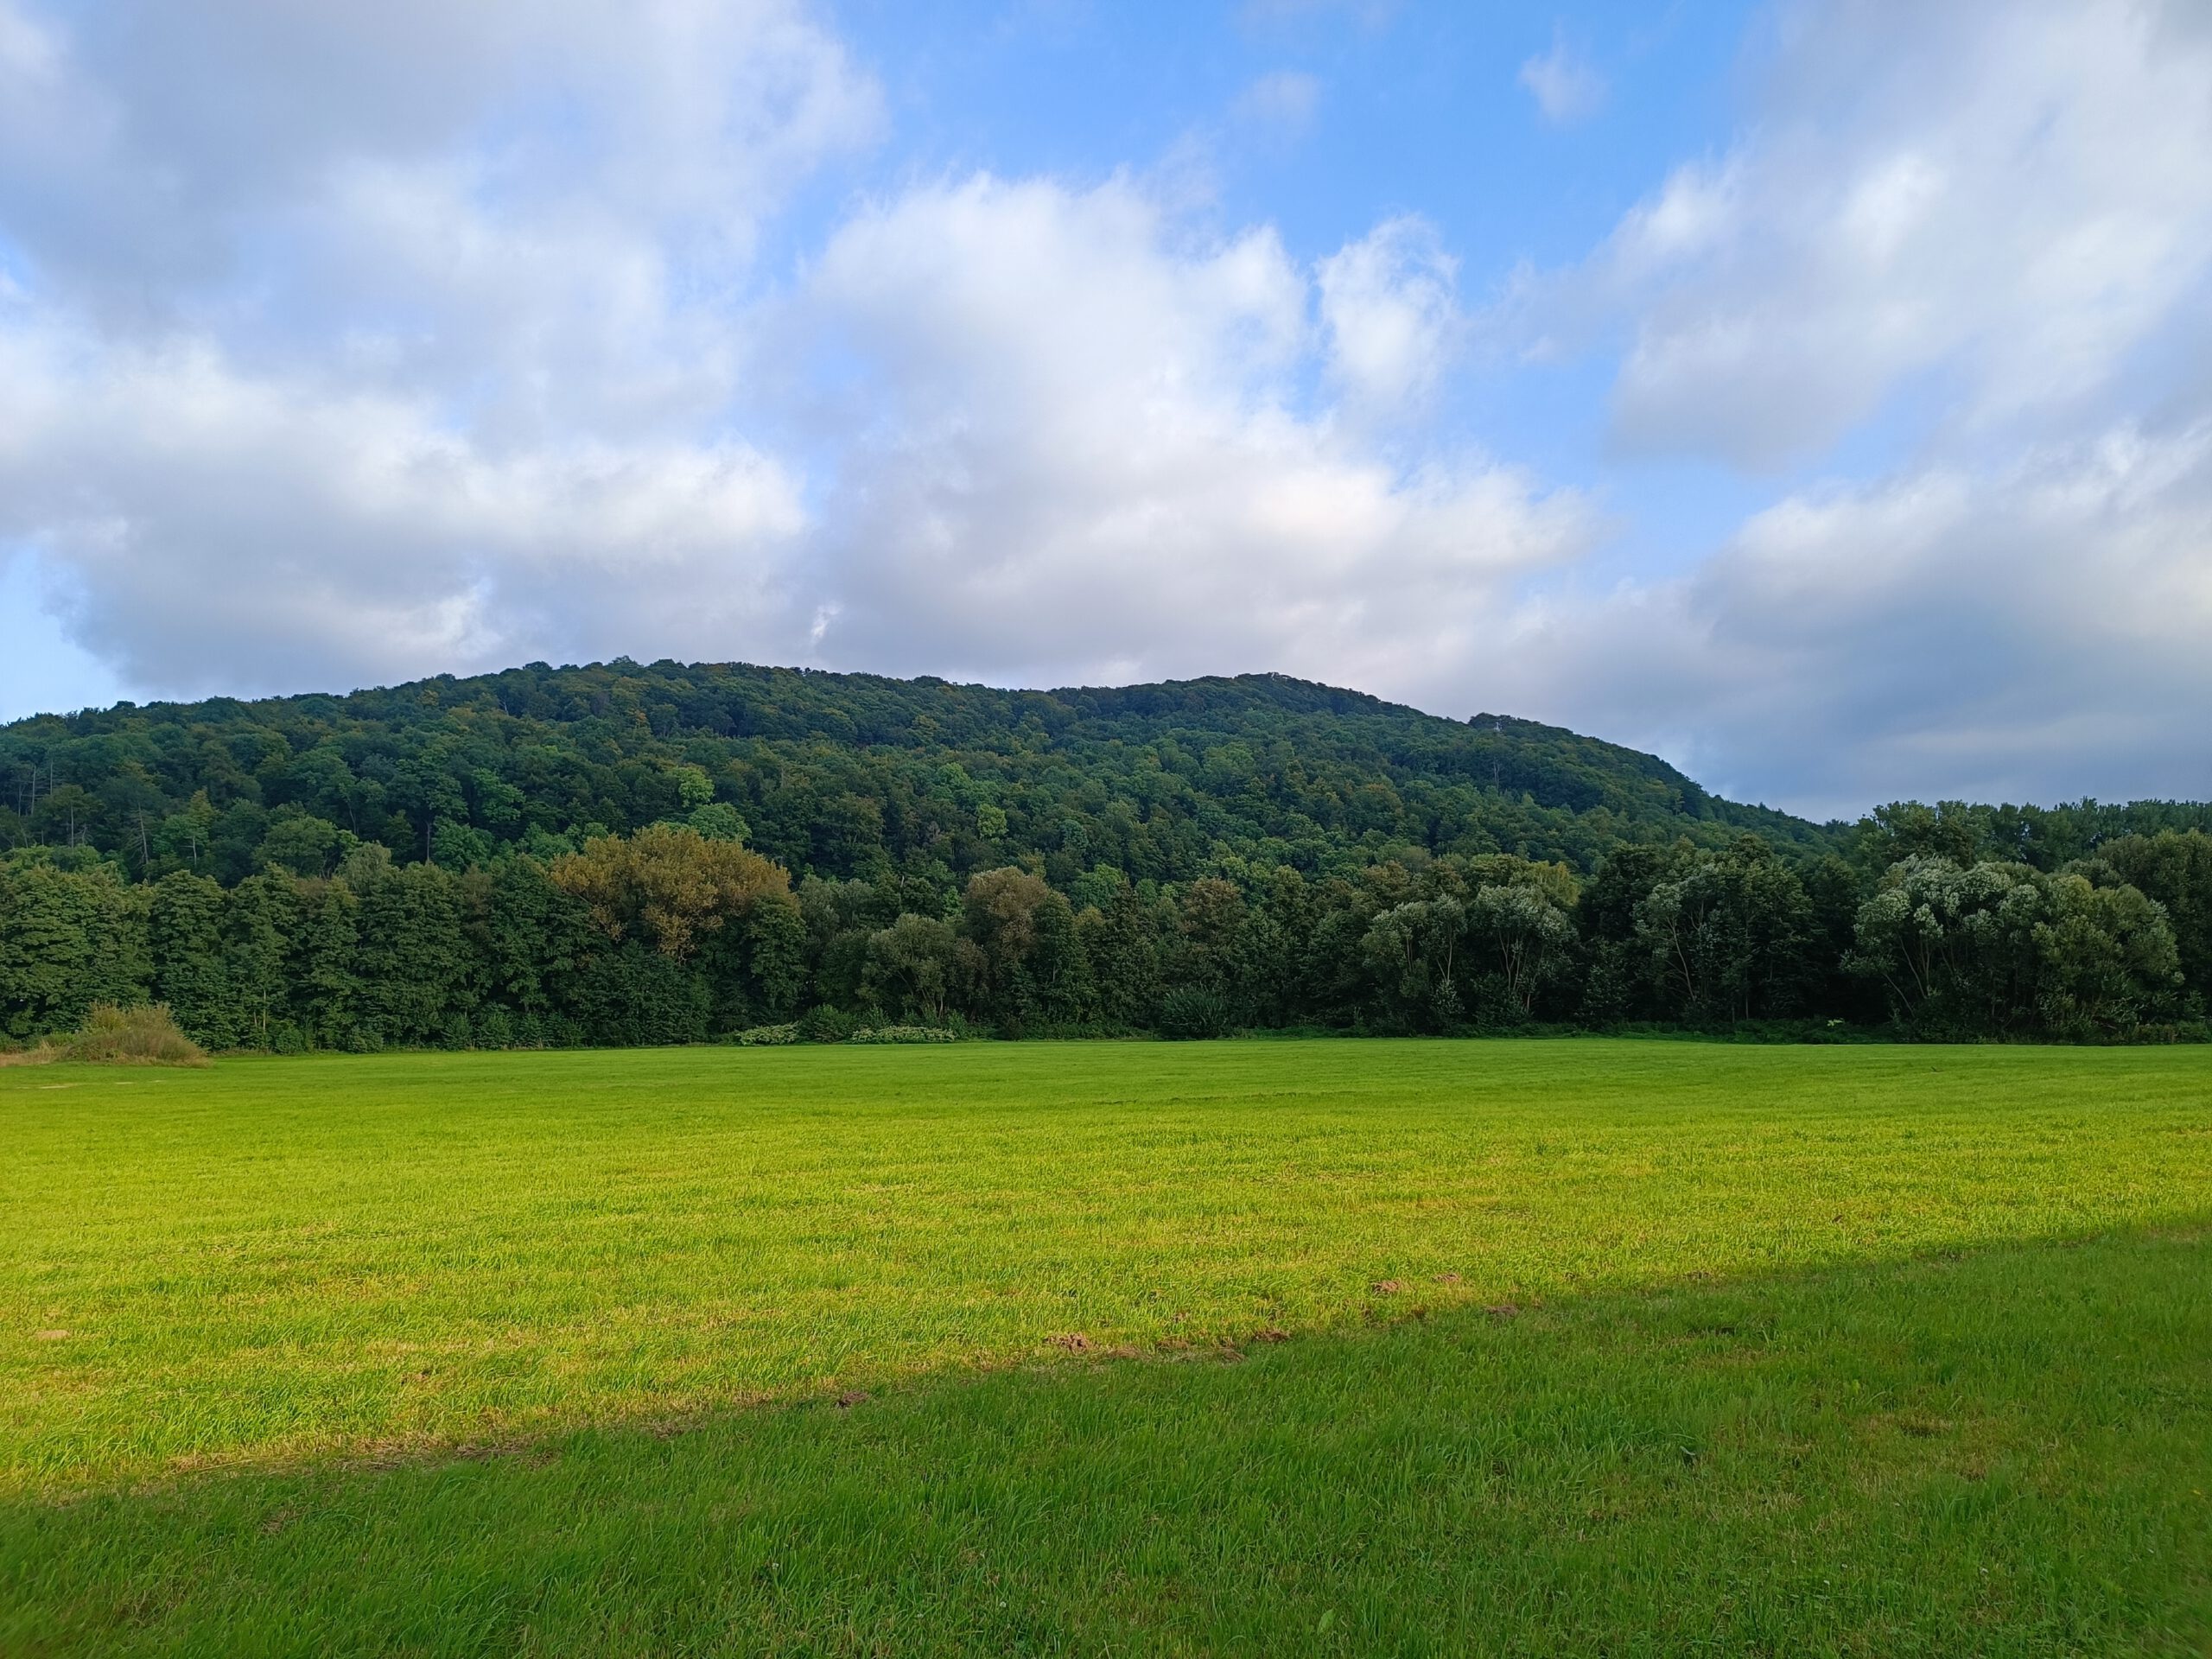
3;658;2209;1048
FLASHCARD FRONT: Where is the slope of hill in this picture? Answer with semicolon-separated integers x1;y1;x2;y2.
0;658;1829;886
7;659;2212;1050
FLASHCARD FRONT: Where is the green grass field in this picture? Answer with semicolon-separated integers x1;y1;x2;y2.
3;1040;2209;1654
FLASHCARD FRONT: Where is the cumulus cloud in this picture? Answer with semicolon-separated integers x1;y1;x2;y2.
1484;420;2212;817
0;0;873;694
0;0;880;321
0;0;1581;711
1317;216;1462;414
1568;0;2212;467
0;325;810;692
1435;0;2212;813
802;177;1591;694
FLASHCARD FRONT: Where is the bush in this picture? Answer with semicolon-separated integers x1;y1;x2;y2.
1155;988;1236;1040
799;1006;858;1043
723;1020;956;1046
43;1003;209;1066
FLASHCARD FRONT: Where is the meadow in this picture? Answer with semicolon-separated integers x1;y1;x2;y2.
3;1039;2209;1654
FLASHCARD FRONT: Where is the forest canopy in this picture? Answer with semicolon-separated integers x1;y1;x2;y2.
3;659;2208;1047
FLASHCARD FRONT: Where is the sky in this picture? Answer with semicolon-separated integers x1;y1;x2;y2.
2;0;2209;820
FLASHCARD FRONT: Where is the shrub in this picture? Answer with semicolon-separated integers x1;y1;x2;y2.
1156;988;1236;1040
44;1003;209;1066
799;1006;858;1043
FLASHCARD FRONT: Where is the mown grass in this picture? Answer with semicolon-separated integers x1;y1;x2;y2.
9;1231;2209;1656
3;1039;2209;1653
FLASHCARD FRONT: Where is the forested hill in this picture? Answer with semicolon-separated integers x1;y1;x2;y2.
10;658;2212;1051
2;658;1827;885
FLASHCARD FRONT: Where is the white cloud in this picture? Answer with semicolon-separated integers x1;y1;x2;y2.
0;325;810;693
0;20;1586;712
1568;0;2212;467
0;0;879;280
0;0;879;423
1518;27;1606;126
1480;419;2212;817
1459;0;2212;812
5;0;2211;823
0;0;872;696
1317;216;1461;414
800;176;1591;693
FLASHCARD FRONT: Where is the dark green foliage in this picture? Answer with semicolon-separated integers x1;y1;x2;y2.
477;858;592;1019
745;893;807;1024
0;661;1825;891
296;880;364;1049
1;660;2205;1046
1156;985;1236;1039
570;941;713;1046
149;872;232;1047
1853;797;2212;873
0;861;149;1041
355;862;472;1046
1075;878;1162;1029
1635;836;1815;1025
1847;857;2183;1039
2103;831;2212;1011
862;912;969;1024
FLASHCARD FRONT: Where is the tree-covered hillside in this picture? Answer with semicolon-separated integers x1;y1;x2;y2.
3;659;2209;1051
1;659;1825;885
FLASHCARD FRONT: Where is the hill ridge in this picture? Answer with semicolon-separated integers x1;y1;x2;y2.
1;656;1824;884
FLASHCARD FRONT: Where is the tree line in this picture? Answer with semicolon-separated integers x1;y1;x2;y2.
4;815;2205;1049
3;661;2208;1047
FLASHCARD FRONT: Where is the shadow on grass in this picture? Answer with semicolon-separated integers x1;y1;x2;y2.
4;1230;2209;1657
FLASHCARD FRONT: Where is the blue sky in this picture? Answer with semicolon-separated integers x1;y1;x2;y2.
3;0;2210;818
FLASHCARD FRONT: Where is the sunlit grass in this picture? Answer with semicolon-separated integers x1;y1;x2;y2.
6;1231;2209;1656
5;1039;2208;1496
2;1039;2208;1653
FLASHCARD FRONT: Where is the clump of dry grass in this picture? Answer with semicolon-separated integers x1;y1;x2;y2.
4;1003;209;1067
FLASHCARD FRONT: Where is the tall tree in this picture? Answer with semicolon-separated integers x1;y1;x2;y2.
551;825;789;961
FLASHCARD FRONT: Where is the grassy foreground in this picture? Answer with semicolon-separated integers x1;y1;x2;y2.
3;1039;2209;1652
9;1232;2209;1656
